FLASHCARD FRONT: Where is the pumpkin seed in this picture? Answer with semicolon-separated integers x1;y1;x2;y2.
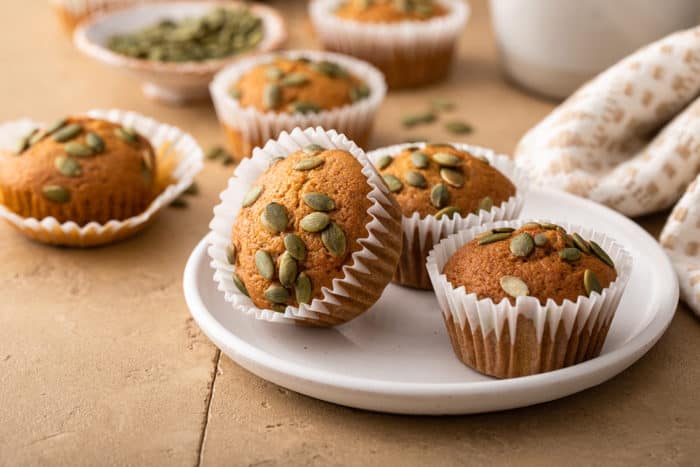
295;273;312;305
271;304;287;313
53;124;83;142
263;83;282;110
559;247;581;262
55;156;82;177
284;234;306;260
229;88;241;100
265;66;283;80
430;183;449;208
261;202;288;233
404;170;427;188
541;223;559;230
278;251;298;287
428;142;456;149
564;234;575;248
170;197;188;208
522;222;542;229
242;185;263;207
42;185;70;203
440;168;464;187
431;98;454;112
114;127;137;145
478;232;512;245
383;174;402;192
281;73;309;86
86;132;105;153
432;152;461;167
376;155;393;170
14;130;34;153
46;118;67;135
500;275;529;298
232;272;248;296
476;230;494;240
142;162;153;186
264;284;289;304
255;249;275;279
321;222;346;256
401;111;436;127
534;233;548;246
590;241;615;268
311;60;347;78
411;151;429;169
288;101;321;114
493;227;515;233
477;196;494;212
478;155;490;164
300;212;330;232
435;206;460;220
184;182;199;196
303;143;324;155
349;84;370;102
29;129;47;146
584;269;602;295
302;192;335;211
205;146;225;160
64;142;94;157
510;232;535;257
294;157;324;171
226;244;236;264
571;233;591;254
445;121;473;135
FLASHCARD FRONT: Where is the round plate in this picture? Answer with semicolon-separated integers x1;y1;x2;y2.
183;188;678;415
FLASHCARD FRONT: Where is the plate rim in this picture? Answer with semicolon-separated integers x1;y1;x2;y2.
184;187;679;403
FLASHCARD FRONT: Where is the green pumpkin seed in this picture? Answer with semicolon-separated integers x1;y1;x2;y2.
86;132;105;153
590;241;615;268
430;183;449;209
242;186;263;207
142;162;153;186
281;73;309;86
284;234;306;260
478;232;512;245
383;174;402;192
321;222;346;257
226;244;236;264
510;232;535;257
311;60;347;78
435;206;460;220
288;101;321;114
232;272;249;296
522;222;542;229
205;146;225;160
500;275;529;298
295;273;312;305
278;251;298;287
265;66;283;80
261;202;288;233
114;127;137;145
184;182;199;196
264;284;289;304
534;233;548;247
41;185;70;203
376;155;393;170
432;152;461;167
410;151;429;169
255;249;275;280
263;83;282;110
431;98;454;112
477;196;494;212
541;222;559;230
404;170;427;188
303;143;324;155
64;142;94;157
493;227;515;233
294;156;324;171
475;230;494;240
271;304;287;313
401;111;436;128
349;84;370;102
445;121;473;135
229;88;241;100
428;142;457;149
302;192;335;211
571;233;591;254
52;124;83;142
584;269;602;295
440;168;464;187
300;212;330;232
13;130;34;154
559;247;581;262
564;234;575;248
478;155;490;165
46;118;67;135
29;129;47;146
55;156;82;177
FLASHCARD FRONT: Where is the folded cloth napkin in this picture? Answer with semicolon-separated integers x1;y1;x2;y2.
515;26;700;316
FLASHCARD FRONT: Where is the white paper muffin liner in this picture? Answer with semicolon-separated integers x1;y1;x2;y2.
426;219;633;378
367;142;528;289
308;0;469;88
209;49;387;160
0;109;203;247
207;126;402;326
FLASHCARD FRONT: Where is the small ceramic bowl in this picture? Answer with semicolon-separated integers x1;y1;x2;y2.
73;1;286;104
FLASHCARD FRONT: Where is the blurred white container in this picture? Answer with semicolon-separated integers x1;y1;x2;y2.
489;0;700;100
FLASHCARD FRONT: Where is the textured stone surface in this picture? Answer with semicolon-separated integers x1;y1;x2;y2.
1;1;699;466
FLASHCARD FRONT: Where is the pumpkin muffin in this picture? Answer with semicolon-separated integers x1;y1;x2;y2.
211;51;386;162
370;142;523;289
309;0;469;88
427;220;632;378
0;116;156;225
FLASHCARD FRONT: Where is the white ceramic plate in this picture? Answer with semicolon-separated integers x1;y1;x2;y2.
183;187;678;415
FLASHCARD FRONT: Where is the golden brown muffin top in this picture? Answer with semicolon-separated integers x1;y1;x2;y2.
230;146;373;311
374;143;516;218
443;223;618;305
230;56;370;114
0;116;157;224
335;0;447;23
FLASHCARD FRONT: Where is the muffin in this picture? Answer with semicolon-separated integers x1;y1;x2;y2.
210;50;386;162
209;127;402;326
0;116;156;225
309;0;469;88
369;142;525;289
427;220;633;378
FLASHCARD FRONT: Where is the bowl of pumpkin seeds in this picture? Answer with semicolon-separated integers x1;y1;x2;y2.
74;1;286;104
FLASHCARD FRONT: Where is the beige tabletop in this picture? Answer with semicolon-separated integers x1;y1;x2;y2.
1;1;699;466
